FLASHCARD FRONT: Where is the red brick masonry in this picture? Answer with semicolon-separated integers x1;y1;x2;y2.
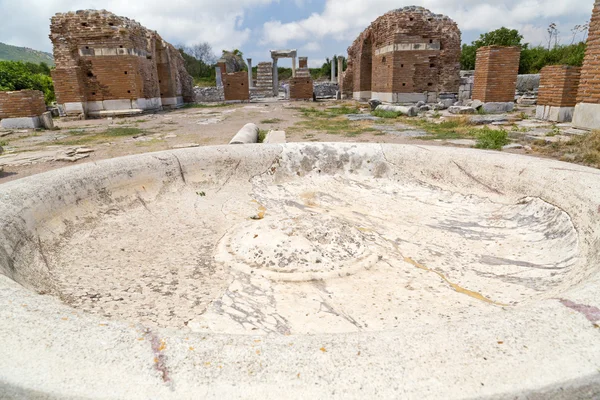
0;90;46;119
290;78;314;100
538;65;581;108
473;46;521;103
577;0;600;104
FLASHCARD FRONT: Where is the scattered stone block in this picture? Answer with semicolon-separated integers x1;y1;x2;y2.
448;106;476;115
347;114;380;121
264;130;286;144
375;105;418;117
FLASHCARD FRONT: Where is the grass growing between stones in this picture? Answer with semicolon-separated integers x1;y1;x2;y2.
403;117;476;140
371;110;402;119
258;130;268;143
292;105;375;137
52;127;144;146
297;106;360;119
534;131;600;169
475;128;510;150
261;118;284;124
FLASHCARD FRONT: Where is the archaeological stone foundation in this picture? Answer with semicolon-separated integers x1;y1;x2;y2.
50;10;194;118
343;6;461;103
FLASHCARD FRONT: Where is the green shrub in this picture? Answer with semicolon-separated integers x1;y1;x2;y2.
475;129;510;150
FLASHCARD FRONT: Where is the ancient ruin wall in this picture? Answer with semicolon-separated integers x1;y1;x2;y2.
343;6;461;102
0;90;46;119
289;78;314;100
538;66;581;107
223;72;250;101
50;10;193;116
472;46;521;103
577;0;600;104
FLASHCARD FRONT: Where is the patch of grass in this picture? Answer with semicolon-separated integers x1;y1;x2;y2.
298;106;360;119
431;111;441;119
104;127;143;137
258;129;268;143
475;128;510;150
0;140;8;147
261;118;284;124
407;117;475;140
182;103;231;109
371;110;402;119
476;107;487;115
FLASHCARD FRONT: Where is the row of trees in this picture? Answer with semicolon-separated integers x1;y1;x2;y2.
460;26;587;74
0;61;55;103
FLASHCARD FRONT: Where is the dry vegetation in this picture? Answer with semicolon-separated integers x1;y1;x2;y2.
533;131;600;168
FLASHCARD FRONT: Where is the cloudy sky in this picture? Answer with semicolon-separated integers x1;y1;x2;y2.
0;0;595;67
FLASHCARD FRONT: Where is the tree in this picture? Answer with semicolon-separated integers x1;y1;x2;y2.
547;23;560;50
473;27;525;48
460;27;527;71
187;42;217;65
0;61;55;103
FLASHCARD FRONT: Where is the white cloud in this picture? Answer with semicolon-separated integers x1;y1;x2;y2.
260;0;595;49
0;0;276;53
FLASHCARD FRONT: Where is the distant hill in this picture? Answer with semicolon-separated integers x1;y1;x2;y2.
0;42;54;66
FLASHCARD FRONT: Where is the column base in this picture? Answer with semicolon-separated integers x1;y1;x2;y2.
572;103;600;130
536;105;574;122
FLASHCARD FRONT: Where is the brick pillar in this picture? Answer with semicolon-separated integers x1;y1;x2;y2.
472;46;520;112
536;65;581;122
573;0;600;129
299;57;308;68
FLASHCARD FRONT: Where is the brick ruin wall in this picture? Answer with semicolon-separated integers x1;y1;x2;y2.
289;78;314;100
472;46;521;103
0;90;46;119
577;0;600;104
223;72;250;101
538;66;581;107
299;58;308;69
343;6;461;98
50;10;193;115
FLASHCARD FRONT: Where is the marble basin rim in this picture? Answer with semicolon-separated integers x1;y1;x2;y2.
0;142;599;399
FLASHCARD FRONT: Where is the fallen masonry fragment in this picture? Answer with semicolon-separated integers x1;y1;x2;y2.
50;10;194;118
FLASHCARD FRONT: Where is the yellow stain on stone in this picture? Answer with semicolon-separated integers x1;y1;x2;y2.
403;256;508;306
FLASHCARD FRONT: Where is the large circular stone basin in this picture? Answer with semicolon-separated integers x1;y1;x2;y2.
1;143;599;399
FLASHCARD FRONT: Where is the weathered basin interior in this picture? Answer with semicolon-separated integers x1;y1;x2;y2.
1;143;599;399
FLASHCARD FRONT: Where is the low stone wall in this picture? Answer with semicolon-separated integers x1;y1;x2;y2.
193;87;224;103
314;82;338;99
517;74;541;93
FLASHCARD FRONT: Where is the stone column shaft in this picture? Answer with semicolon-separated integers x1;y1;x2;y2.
247;58;253;88
273;58;279;97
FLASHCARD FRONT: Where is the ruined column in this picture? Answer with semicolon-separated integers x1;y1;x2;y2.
273;58;279;97
337;57;343;85
292;56;297;78
472;46;520;113
573;0;600;129
331;58;336;83
247;58;253;88
216;67;223;88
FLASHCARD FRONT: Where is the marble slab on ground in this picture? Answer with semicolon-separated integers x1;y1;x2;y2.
346;114;380;121
371;125;428;137
469;115;509;125
446;139;477;146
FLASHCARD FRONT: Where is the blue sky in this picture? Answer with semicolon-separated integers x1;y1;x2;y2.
0;0;595;68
